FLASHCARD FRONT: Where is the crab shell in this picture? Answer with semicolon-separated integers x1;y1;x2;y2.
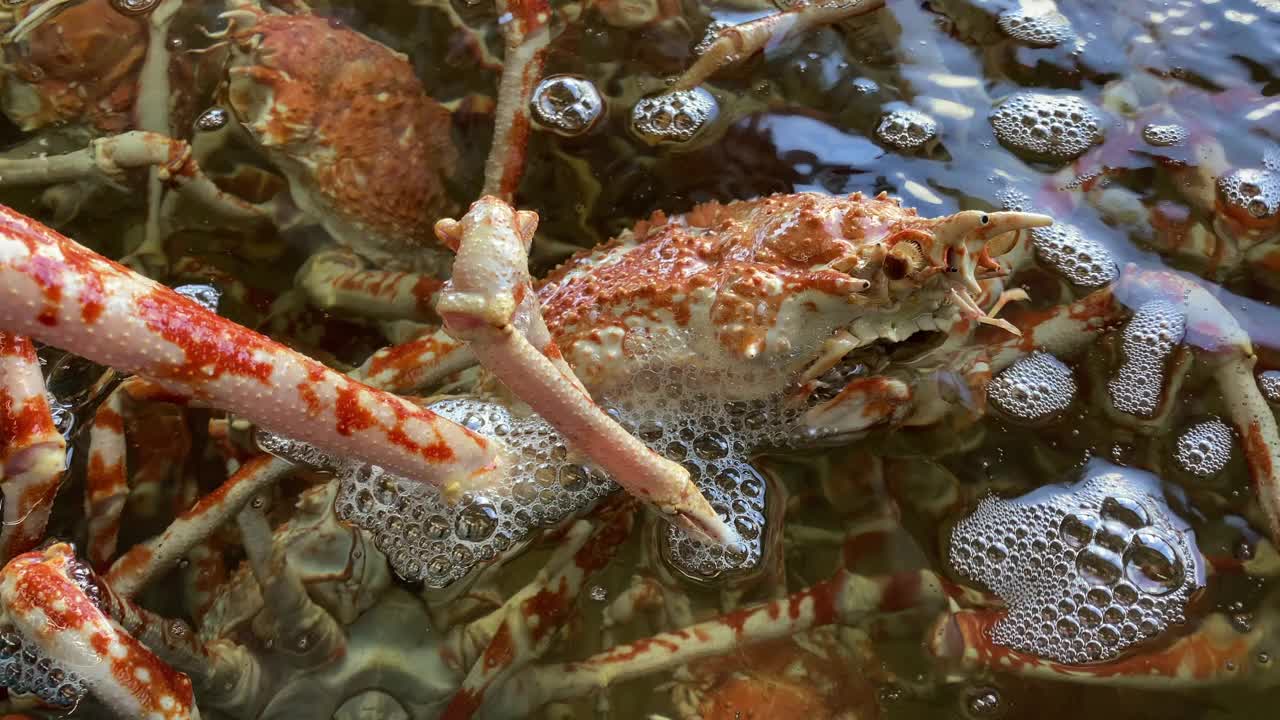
537;191;1050;402
0;0;146;133
225;12;458;270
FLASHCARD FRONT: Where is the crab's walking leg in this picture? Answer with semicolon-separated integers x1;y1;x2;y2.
237;501;344;664
481;0;550;199
107;455;295;598
930;608;1273;688
0;543;200;719
487;568;944;714
0;204;504;491
671;0;885;91
353;326;476;393
436;197;734;544
296;248;447;322
0;132;267;225
0;332;65;562
442;498;635;719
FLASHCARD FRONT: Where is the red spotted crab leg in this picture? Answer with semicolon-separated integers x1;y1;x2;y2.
0;332;65;562
0;542;200;719
0;204;506;493
671;0;886;92
435;196;736;544
482;0;551;199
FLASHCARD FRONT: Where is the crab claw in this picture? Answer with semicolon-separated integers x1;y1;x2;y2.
0;543;198;718
932;210;1053;292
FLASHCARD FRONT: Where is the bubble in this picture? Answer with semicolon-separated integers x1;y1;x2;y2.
694;432;730;459
1261;371;1280;403
455;501;499;542
1142;123;1188;147
1060;513;1099;548
875;107;939;152
997;8;1074;47
1076;547;1122;586
1029;224;1118;288
631;87;718;145
589;585;607;601
111;0;160;15
1100;496;1149;528
530;75;604;137
1174;418;1234;478
990;93;1103;163
988;352;1076;422
1123;531;1184;596
694;20;730;55
965;686;1003;717
1107;300;1186;418
194;107;230;132
1216;168;1279;223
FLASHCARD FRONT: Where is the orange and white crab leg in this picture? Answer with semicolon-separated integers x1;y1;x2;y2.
353;326;476;393
671;0;885;91
107;455;296;598
930;608;1274;688
482;0;551;199
487;568;945;714
0;204;504;491
296;248;448;322
435;197;735;544
0;543;200;719
442;497;636;719
0;332;65;562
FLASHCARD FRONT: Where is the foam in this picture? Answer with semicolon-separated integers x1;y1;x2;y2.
1107;300;1186;418
530;75;604;137
949;460;1205;664
997;7;1075;47
1173;418;1233;478
990;92;1102;163
1216;168;1279;222
1141;123;1188;148
987;352;1076;423
875;107;938;152
630;88;718;145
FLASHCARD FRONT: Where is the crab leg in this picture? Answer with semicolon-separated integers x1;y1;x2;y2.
930;608;1274;688
435;197;734;544
107;455;295;598
0;332;66;562
353;326;476;393
481;0;550;199
487;568;944;714
296;248;447;322
0;132;267;225
671;0;885;91
0;205;505;492
442;497;635;719
0;542;200;719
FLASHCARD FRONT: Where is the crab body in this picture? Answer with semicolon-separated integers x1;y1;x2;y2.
226;11;458;271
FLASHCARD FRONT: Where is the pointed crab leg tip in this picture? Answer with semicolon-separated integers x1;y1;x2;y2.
988;211;1054;230
677;508;742;548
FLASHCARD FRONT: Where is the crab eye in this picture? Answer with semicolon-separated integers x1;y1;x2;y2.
980;214;990;225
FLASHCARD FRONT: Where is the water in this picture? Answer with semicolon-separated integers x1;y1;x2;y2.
0;0;1278;718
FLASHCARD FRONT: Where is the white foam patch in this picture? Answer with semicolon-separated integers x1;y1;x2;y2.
1107;300;1186;417
949;460;1205;664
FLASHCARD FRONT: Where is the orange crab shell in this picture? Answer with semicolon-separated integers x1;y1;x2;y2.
226;13;458;260
536;192;941;391
1;0;146;133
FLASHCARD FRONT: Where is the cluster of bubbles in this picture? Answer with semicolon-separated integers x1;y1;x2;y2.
1030;224;1118;288
987;352;1076;423
530;75;604;137
949;460;1205;664
996;6;1075;47
173;283;223;313
874;107;939;152
630;88;718;145
1262;370;1280;404
1000;190;1118;288
109;0;160;15
0;624;86;707
989;92;1103;163
1173;418;1234;478
1141;123;1189;148
331;356;809;585
334;398;617;586
1216;167;1280;222
1107;299;1186;418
